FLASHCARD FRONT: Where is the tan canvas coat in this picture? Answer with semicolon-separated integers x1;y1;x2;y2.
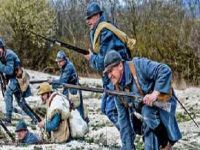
46;92;70;143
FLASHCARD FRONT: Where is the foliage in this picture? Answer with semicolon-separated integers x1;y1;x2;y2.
0;0;55;69
117;0;200;85
176;112;191;122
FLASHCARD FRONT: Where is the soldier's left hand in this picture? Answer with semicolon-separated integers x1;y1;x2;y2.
143;91;160;106
38;120;45;128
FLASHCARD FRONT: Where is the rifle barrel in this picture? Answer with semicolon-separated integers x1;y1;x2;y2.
30;31;89;55
62;83;171;112
0;120;15;142
24;103;42;122
0;73;7;97
30;80;48;84
62;83;138;98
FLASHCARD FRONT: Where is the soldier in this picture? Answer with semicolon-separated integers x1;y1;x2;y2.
37;82;70;143
0;38;37;125
84;2;131;129
103;50;182;150
15;120;40;144
49;50;86;121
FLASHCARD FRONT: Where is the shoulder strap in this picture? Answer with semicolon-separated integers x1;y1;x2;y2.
128;61;172;101
93;22;128;53
128;61;144;97
48;92;58;107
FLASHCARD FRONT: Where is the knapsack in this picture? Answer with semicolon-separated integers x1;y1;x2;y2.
93;21;136;58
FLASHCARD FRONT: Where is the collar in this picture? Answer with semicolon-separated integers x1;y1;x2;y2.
22;130;30;143
91;14;106;32
119;62;132;88
61;59;68;70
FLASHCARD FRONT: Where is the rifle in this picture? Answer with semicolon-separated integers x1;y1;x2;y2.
62;83;171;112
24;102;42;122
0;119;15;142
30;80;170;111
63;83;200;127
30;79;48;84
29;80;199;127
30;31;89;55
0;73;7;97
30;81;170;112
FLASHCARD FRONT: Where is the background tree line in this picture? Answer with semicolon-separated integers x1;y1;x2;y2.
0;0;199;85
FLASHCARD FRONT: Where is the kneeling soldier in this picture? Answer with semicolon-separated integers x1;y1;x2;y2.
37;82;70;143
49;50;86;121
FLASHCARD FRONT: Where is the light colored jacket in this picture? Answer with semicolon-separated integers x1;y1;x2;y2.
46;92;70;143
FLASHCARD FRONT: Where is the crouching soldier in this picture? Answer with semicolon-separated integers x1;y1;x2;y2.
49;50;87;122
103;50;182;150
37;82;70;143
15;120;40;144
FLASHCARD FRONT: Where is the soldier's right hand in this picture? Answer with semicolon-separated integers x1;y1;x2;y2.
48;78;53;84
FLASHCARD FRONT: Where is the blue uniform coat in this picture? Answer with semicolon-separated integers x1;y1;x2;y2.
52;59;78;96
51;59;85;119
89;15;130;128
0;49;35;122
115;58;182;150
21;131;40;144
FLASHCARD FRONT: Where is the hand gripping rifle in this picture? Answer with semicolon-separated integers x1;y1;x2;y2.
0;119;15;142
30;31;89;55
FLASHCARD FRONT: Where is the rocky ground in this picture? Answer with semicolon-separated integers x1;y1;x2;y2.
0;70;199;150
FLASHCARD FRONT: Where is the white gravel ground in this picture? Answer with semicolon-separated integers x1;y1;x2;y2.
0;70;199;150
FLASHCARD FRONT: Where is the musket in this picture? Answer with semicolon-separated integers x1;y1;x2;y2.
30;80;170;112
29;81;171;112
24;102;42;122
62;83;171;112
63;83;199;127
0;119;15;142
0;73;7;97
29;81;199;127
19;90;42;123
30;79;48;84
30;31;89;55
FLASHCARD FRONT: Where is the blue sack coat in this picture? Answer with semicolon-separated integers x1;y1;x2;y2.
52;59;78;96
115;58;182;150
88;14;130;127
21;131;40;144
0;49;34;121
